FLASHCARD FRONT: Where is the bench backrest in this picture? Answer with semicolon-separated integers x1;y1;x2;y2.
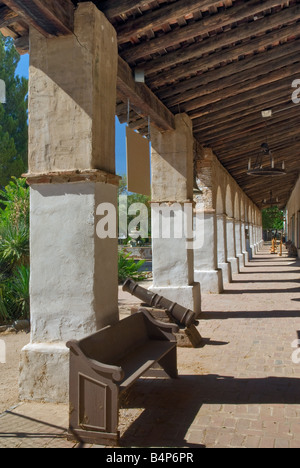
78;313;150;365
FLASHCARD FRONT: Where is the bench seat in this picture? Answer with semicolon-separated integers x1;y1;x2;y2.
67;309;179;446
118;340;176;391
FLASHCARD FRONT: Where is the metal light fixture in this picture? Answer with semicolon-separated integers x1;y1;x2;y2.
261;190;279;207
247;142;286;176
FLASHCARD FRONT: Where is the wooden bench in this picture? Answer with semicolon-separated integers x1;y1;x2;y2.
66;309;179;446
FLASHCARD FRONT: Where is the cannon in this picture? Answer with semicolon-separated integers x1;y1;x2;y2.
122;278;197;328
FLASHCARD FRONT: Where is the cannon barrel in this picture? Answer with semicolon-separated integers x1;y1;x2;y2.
122;278;197;328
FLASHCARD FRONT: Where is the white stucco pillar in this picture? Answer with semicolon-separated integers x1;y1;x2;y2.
194;209;223;293
256;224;263;250
150;114;201;316
258;222;264;249
19;3;119;403
254;226;259;252
235;220;245;269
249;223;256;256
241;220;248;263
217;214;232;284
226;217;239;274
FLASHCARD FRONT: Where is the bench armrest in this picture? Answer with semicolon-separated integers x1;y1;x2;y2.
138;308;179;340
66;340;125;383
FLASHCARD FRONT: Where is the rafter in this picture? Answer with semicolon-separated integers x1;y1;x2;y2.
116;0;225;45
120;0;292;63
197;107;300;144
157;39;300;103
98;0;155;20
117;56;175;132
0;4;19;27
139;5;300;75
1;0;74;36
162;47;300;109
189;78;293;121
147;15;300;88
192;94;292;132
179;61;300;114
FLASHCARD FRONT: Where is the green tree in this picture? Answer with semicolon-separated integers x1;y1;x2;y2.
118;175;152;240
262;206;284;231
0;34;28;188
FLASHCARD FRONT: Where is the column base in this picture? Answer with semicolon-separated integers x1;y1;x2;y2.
242;251;249;263
228;257;239;275
19;343;69;404
236;253;245;269
218;262;232;284
149;283;201;318
194;269;223;294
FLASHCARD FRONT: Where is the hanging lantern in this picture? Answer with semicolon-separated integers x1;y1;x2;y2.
261;191;280;207
247;143;286;176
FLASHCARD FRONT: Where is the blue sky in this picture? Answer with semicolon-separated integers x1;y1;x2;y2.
16;54;127;176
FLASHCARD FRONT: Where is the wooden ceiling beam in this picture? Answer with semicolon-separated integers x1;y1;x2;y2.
0;3;175;133
157;38;300;102
213;130;300;160
116;0;225;45
189;77;293;121
98;0;158;20
117;56;176;132
1;0;74;37
164;49;300;109
214;135;300;161
121;0;294;64
199;108;300;145
0;4;20;27
193;94;292;133
180;62;300;115
214;144;300;170
140;3;300;76
147;17;300;88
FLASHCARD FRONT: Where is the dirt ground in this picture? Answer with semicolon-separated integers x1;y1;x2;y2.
0;331;30;414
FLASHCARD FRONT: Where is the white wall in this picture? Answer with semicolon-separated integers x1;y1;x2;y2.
286;175;300;258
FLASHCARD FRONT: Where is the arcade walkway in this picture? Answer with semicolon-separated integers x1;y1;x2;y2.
0;245;300;448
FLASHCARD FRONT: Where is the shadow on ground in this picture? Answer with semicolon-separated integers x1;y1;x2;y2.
119;374;300;447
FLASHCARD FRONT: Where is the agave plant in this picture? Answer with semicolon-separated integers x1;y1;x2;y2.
4;265;30;320
0;178;30;323
0;221;29;267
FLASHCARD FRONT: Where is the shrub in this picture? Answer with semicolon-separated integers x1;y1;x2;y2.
0;177;29;323
118;250;147;284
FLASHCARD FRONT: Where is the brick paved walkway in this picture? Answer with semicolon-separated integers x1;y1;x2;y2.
1;244;300;448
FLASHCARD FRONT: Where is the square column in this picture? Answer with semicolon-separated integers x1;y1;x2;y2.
235;220;245;269
194;209;223;293
249;223;256;256
150;114;201;316
217;214;232;284
226;217;239;274
241;221;249;263
19;3;119;403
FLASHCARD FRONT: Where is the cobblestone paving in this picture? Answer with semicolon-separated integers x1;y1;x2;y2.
120;247;300;448
0;246;300;448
